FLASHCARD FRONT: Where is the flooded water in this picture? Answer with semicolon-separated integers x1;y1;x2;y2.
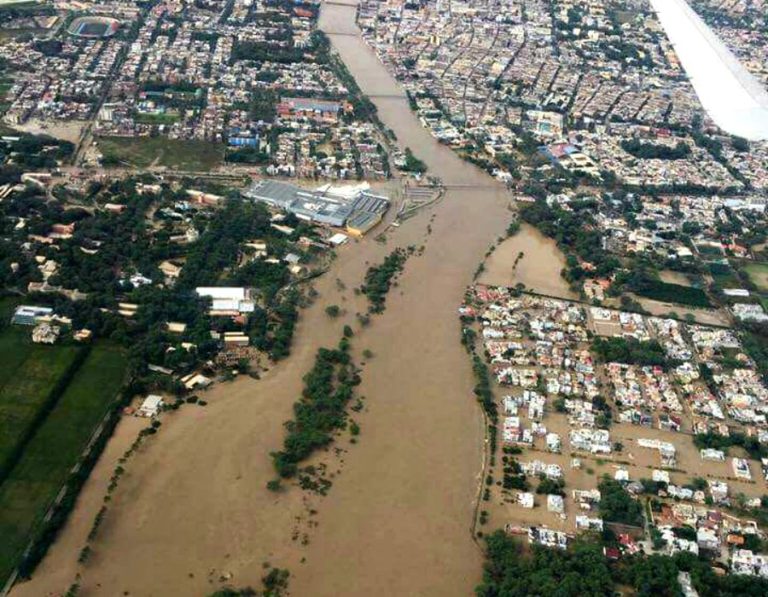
11;4;572;597
479;224;576;299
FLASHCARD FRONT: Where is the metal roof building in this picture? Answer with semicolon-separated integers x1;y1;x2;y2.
244;180;389;231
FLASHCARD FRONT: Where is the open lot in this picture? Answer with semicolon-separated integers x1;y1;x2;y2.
97;136;225;171
0;342;126;586
632;295;731;326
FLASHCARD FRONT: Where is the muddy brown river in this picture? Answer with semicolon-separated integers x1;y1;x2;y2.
10;3;565;596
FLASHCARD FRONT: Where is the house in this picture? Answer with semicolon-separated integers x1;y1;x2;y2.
708;480;729;504
328;233;348;246
546;432;562;453
575;515;603;531
732;458;752;481
31;323;60;344
696;527;720;551
615;468;630;482
186;189;222;205
74;328;93;342
517;492;535;508
180;372;212;390
731;549;768;578
223;332;250;346
604;546;621;560
118;302;138;318
159;260;183;281
528;526;568;549
547;494;565;513
700;448;725;461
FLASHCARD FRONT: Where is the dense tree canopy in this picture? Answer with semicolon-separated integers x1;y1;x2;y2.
477;531;614;597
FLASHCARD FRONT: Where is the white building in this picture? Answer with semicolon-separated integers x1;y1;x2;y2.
137;394;164;418
196;287;255;314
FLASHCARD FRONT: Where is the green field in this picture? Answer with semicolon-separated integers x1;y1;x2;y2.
97;136;224;171
0;343;126;584
0;330;82;477
0;299;83;480
744;262;768;293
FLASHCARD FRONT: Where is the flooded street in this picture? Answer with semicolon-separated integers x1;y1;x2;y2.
11;3;570;596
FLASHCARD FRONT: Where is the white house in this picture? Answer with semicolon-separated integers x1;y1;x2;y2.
138;394;164;418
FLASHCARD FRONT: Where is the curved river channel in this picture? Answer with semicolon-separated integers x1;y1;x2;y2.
12;3;522;596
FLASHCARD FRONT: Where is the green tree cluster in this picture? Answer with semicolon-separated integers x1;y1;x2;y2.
271;342;360;478
592;337;671;368
598;477;644;527
361;248;408;313
476;531;614;596
621;139;692;161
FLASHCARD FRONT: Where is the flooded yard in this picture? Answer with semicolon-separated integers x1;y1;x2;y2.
479;224;576;299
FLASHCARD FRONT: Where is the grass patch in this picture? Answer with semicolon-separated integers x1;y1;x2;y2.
744;262;768;293
0;343;126;584
97;136;224;171
708;261;741;289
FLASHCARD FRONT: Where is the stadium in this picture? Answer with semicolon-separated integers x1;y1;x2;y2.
67;16;120;39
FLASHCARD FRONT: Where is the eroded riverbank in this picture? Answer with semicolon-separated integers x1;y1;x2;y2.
10;3;569;596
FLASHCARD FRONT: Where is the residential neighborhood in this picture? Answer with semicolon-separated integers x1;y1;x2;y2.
462;284;768;576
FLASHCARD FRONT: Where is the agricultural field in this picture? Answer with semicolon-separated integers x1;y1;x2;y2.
97;136;225;171
0;342;126;585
